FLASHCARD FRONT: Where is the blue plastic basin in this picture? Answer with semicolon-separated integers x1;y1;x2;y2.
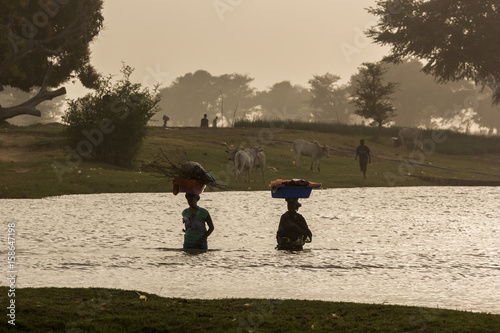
271;186;314;198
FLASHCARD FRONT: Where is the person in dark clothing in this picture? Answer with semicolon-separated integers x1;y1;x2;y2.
355;139;371;179
162;115;170;128
276;198;312;250
200;114;209;127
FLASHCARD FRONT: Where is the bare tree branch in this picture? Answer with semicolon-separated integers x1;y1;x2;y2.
0;87;66;121
0;64;66;121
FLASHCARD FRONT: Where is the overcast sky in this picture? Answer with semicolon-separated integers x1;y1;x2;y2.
68;0;389;98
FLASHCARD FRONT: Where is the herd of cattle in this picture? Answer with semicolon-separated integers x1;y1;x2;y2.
222;142;267;182
222;128;423;182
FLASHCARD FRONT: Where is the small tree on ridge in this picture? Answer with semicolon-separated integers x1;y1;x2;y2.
350;62;399;137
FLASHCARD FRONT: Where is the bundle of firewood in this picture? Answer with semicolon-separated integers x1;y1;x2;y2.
142;149;219;194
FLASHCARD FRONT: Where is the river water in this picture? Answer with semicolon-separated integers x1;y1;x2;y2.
2;187;499;314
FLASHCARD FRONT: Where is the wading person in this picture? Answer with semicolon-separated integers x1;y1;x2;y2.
355;139;371;179
276;198;312;250
182;193;214;249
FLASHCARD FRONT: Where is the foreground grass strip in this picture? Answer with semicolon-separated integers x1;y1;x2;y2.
2;287;499;332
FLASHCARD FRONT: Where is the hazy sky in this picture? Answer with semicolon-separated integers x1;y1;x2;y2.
69;0;389;98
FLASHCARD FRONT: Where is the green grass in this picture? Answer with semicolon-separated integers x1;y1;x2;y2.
2;287;499;332
235;119;500;155
1;123;500;198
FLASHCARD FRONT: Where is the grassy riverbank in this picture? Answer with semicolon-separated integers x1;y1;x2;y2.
1;122;500;198
2;287;499;332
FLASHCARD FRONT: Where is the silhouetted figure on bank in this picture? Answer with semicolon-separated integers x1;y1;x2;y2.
355;139;371;179
162;115;170;128
212;116;218;128
200;114;209;127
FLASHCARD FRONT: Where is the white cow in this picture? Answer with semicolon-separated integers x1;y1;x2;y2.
249;146;266;182
392;128;423;151
293;139;330;172
223;142;266;182
223;142;240;161
233;149;255;182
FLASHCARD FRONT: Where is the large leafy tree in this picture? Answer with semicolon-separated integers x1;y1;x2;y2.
0;0;104;121
350;62;399;136
367;0;500;105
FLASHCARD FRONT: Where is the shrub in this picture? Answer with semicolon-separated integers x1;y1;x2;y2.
62;66;161;166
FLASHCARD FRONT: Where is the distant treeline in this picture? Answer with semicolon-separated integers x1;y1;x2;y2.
153;59;500;133
235;119;500;155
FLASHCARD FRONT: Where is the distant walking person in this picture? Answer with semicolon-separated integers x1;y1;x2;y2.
355;139;371;179
212;116;218;128
200;114;209;127
162;115;170;128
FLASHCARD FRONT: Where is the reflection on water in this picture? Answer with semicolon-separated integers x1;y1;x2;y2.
2;187;500;313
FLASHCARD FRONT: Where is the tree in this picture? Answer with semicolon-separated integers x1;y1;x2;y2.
62;66;161;166
251;81;312;121
214;73;255;125
350;62;399;136
382;59;473;127
347;58;500;131
157;70;254;126
308;73;352;123
367;0;500;105
0;0;104;121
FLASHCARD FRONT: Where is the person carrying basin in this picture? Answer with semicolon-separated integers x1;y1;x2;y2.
276;198;312;251
182;193;214;249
